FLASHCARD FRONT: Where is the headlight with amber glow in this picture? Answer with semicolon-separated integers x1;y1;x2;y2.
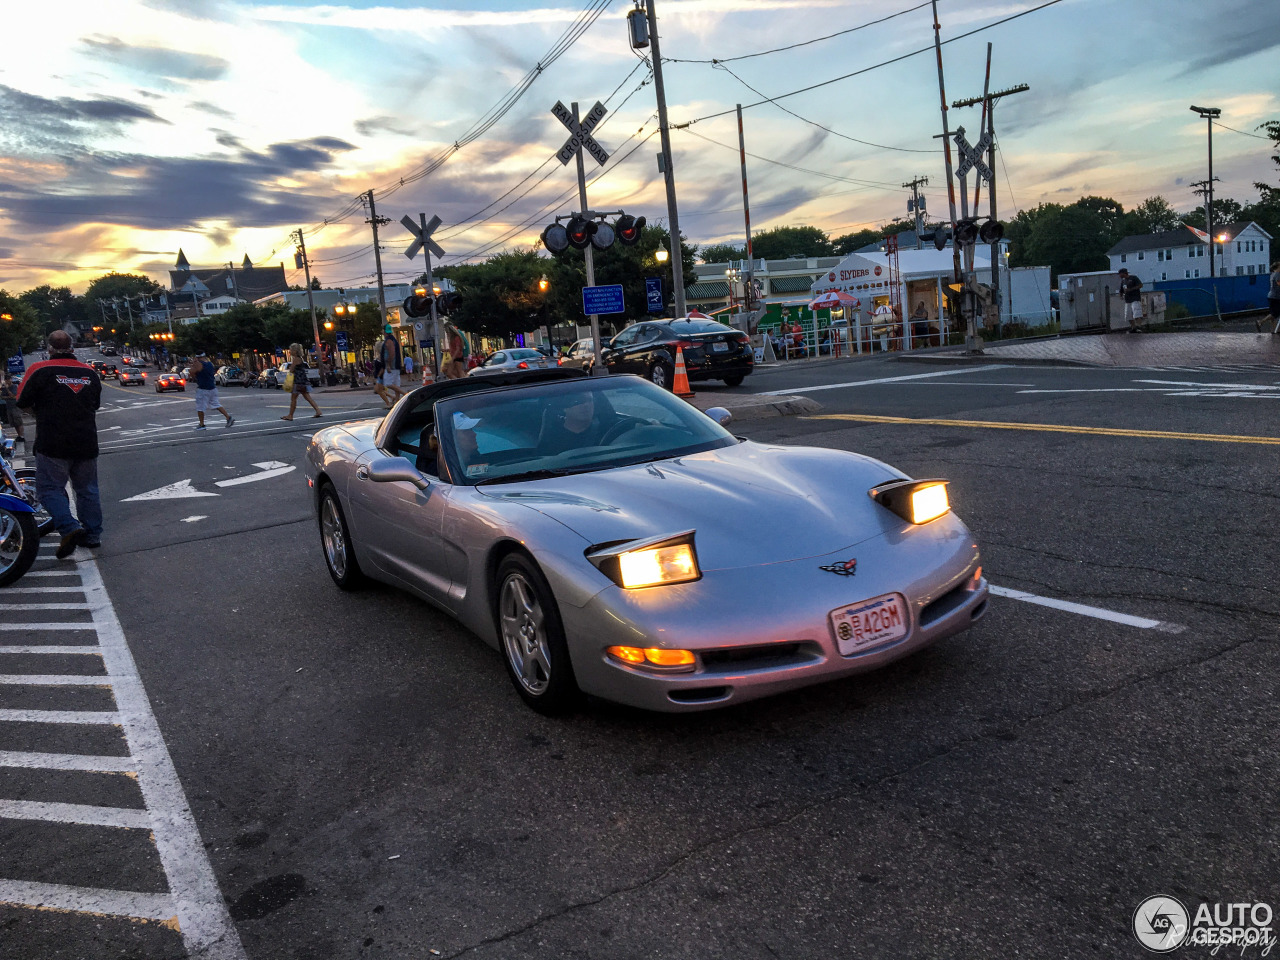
587;530;701;589
871;479;951;525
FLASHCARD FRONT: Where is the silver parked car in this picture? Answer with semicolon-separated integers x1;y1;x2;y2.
467;347;557;376
304;370;988;714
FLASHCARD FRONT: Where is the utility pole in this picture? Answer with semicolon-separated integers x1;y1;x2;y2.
954;78;1029;335
903;175;929;249
645;0;687;318
364;190;391;331
292;229;324;364
930;0;965;349
735;104;756;315
1190;105;1221;276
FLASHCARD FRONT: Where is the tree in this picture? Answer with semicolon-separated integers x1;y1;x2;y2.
1022;203;1113;282
83;273;159;315
831;218;918;256
1120;196;1181;235
1179;197;1244;231
0;290;44;362
19;285;87;337
749;225;831;260
699;242;745;264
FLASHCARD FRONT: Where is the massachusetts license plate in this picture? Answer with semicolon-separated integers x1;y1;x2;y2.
711;341;729;353
830;593;909;655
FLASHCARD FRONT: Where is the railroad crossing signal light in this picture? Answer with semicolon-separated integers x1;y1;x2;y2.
565;216;596;250
541;223;570;254
591;220;616;251
954;218;980;246
402;293;433;318
615;214;646;246
979;219;1005;244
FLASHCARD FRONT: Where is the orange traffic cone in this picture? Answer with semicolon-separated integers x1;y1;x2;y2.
672;346;695;399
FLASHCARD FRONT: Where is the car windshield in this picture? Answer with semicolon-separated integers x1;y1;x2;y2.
435;376;736;485
506;349;543;361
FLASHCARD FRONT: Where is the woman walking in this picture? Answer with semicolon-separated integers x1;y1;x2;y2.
281;343;322;420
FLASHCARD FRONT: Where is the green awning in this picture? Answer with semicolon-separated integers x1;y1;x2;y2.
768;275;815;293
686;280;731;298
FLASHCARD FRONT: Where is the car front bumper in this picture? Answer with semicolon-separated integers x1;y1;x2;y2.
562;517;986;712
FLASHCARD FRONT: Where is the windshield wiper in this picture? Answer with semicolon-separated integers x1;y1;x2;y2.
475;465;600;486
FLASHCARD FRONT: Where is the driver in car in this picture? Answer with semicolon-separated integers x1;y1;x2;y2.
538;391;610;456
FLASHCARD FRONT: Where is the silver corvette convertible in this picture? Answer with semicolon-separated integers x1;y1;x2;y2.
304;370;988;713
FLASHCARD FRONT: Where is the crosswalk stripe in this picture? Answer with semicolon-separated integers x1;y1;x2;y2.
0;880;176;924
0;623;99;630
0;799;150;829
0;646;102;654
0;751;135;772
0;709;120;724
0;603;92;611
0;674;117;685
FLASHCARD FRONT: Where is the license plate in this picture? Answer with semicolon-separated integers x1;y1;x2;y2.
830;593;909;655
711;342;729;353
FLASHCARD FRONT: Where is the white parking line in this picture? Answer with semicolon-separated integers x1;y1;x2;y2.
0;799;150;829
0;646;102;654
0;709;119;724
0;675;117;685
0;751;135;772
758;365;1009;396
989;585;1179;631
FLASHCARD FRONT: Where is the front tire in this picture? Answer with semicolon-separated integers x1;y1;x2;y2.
649;360;673;391
0;508;39;587
494;553;579;714
319;485;363;590
722;375;744;387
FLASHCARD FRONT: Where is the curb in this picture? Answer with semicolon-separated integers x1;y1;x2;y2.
687;393;823;420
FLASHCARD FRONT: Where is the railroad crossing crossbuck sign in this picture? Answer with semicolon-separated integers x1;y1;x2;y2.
402;213;445;260
953;126;993;182
553;100;609;166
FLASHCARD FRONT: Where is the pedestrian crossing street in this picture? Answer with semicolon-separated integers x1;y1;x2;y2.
0;545;245;959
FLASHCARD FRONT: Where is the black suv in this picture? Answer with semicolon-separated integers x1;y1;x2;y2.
601;318;754;389
90;360;118;379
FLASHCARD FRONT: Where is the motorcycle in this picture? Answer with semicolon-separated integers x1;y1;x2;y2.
0;438;40;587
0;437;53;537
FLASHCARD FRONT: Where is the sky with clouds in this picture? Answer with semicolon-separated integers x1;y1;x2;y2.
1;0;1277;293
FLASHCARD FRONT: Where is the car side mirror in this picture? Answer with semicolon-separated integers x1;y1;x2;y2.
369;456;432;491
705;406;732;428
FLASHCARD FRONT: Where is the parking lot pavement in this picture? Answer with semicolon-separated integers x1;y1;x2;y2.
0;548;246;960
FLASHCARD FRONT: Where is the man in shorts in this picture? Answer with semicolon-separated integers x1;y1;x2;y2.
379;333;405;404
1118;267;1143;333
189;352;234;429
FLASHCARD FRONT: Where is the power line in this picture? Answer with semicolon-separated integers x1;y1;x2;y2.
666;0;934;64
681;0;1065;126
677;127;901;189
1214;120;1273;141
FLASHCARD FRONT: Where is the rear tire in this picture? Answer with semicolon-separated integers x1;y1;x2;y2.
649;360;673;391
494;553;579;715
0;508;38;587
722;375;744;387
319;485;364;590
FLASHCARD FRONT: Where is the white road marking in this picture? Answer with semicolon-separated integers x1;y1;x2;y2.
0;708;119;724
1135;379;1280;391
0;674;117;685
758;365;1009;396
213;460;295;487
0;880;176;923
0;623;97;631
20;570;82;577
0;751;135;772
0;603;91;611
0;799;150;829
180;515;208;523
0;586;86;593
121;479;219;502
79;560;248;958
988;585;1177;631
0;646;101;654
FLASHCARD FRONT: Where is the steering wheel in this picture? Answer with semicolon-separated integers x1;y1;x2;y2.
599;416;643;445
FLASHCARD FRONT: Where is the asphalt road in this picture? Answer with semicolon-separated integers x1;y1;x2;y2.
2;349;1278;958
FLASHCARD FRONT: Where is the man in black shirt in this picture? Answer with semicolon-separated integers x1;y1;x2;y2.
1118;267;1143;333
15;331;103;558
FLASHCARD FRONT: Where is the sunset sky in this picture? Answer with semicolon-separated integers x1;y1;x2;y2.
1;0;1277;293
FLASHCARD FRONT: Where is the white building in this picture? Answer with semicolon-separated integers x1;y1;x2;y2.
199;296;244;316
1106;221;1272;284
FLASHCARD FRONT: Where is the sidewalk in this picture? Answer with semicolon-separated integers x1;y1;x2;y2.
915;331;1280;368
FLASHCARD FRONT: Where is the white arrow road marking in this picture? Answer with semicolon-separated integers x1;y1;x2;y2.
179;516;207;523
121;479;219;502
758;365;1009;396
214;460;295;487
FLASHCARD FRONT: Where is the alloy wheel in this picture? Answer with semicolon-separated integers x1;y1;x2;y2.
499;573;551;695
321;496;346;580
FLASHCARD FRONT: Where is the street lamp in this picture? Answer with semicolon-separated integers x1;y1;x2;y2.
1190;104;1221;277
655;245;669;263
332;299;358;389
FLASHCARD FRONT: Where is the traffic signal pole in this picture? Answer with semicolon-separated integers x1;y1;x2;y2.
645;0;687;319
293;229;324;365
572;102;605;372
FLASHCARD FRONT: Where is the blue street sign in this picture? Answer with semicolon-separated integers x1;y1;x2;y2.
335;330;350;352
582;284;626;316
419;339;433;349
645;277;663;313
6;348;22;375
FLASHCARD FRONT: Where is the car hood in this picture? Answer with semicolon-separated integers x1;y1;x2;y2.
479;441;911;571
